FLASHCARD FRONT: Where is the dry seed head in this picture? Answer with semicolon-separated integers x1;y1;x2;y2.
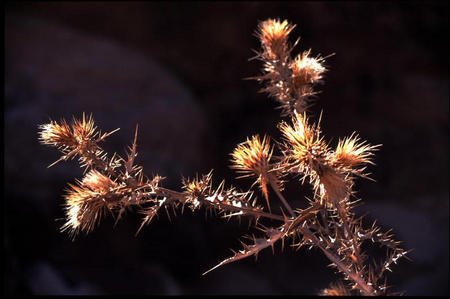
331;133;378;170
182;172;213;208
71;113;97;143
61;170;119;236
279;112;328;171
82;170;118;192
38;113;99;150
231;135;277;207
62;184;108;236
231;135;273;178
290;50;326;88
257;19;295;59
39;119;77;148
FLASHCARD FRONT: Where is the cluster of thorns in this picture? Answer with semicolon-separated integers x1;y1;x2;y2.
39;19;408;296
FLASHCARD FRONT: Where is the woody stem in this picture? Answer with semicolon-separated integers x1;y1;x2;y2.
269;180;295;218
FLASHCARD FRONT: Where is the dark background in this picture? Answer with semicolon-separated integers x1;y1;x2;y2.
4;1;448;295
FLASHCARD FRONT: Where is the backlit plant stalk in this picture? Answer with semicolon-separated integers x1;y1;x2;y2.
39;18;407;295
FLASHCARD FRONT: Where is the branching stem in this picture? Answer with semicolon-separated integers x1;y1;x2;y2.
298;225;376;296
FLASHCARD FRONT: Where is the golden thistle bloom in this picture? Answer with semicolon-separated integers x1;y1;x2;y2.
39;113;119;169
279;112;328;172
330;133;379;171
39;119;77;148
280;113;353;204
61;170;119;236
71;113;98;144
82;169;118;192
257;19;295;59
231;135;278;211
290;50;326;88
38;113;98;149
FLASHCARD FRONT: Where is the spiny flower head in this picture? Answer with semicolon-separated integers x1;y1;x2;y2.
290;50;326;88
39;119;77;148
231;135;279;209
231;135;273;178
71;113;98;144
182;171;213;202
38;113;98;149
82;169;118;192
38;113;119;168
330;133;379;171
257;19;295;59
61;170;119;237
279;112;328;171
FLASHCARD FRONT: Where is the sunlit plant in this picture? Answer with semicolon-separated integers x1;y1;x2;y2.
39;18;408;295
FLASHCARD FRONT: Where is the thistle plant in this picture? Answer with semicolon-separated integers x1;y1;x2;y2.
38;19;408;295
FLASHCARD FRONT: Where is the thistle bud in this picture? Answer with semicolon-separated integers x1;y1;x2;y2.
257;19;295;59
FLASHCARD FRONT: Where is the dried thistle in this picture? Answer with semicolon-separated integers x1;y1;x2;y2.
253;18;328;115
39;112;120;170
38;18;407;296
230;135;283;212
39;118;78;148
257;18;295;59
279;111;329;173
329;133;380;177
182;171;214;211
61;170;120;237
290;50;326;87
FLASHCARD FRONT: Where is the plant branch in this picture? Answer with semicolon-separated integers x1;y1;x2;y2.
269;179;295;218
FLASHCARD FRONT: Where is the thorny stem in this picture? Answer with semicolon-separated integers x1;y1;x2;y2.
279;200;375;295
269;180;295;218
156;187;286;222
331;198;365;279
299;225;376;296
39;18;406;296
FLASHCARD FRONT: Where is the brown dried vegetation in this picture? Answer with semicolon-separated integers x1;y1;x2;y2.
39;19;408;295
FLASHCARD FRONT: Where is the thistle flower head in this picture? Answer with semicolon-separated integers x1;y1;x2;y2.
231;135;273;178
279;112;328;171
38;113;119;169
39;119;77;148
61;170;119;237
257;19;295;59
331;133;379;170
71;113;98;143
231;135;278;208
38;113;98;149
182;172;216;212
82;169;118;192
182;171;213;202
290;50;326;88
62;184;105;236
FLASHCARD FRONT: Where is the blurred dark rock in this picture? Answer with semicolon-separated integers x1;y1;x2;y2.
5;14;209;295
5;15;209;212
28;261;101;295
